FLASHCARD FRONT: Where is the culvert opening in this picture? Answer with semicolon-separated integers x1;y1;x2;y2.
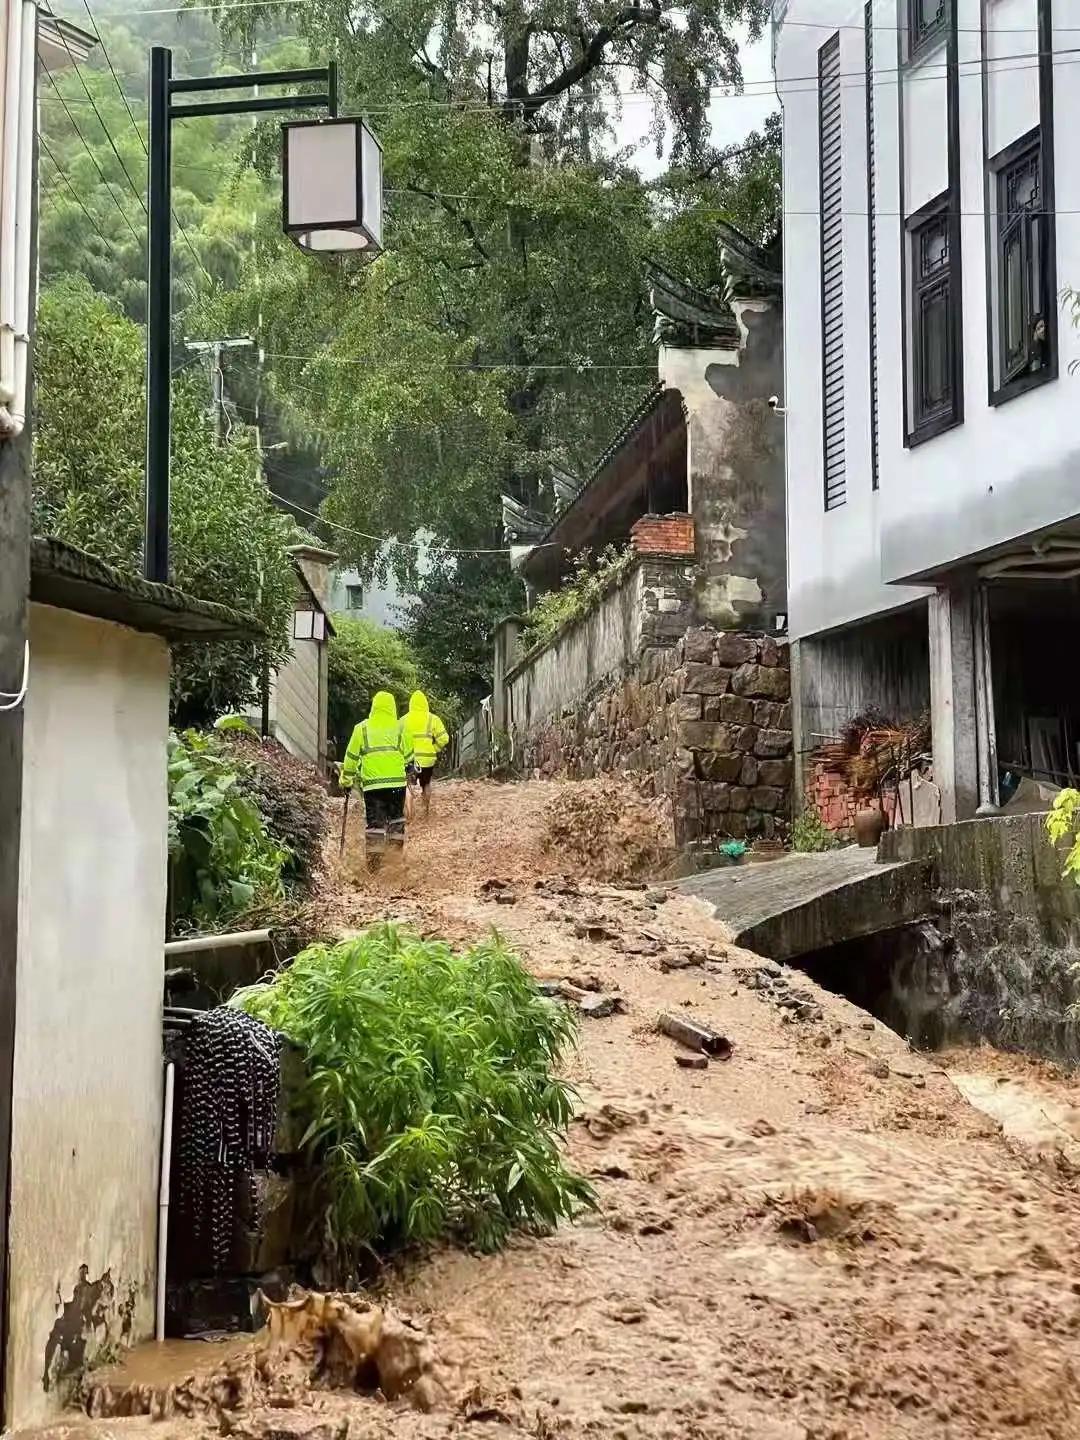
790;915;1080;1067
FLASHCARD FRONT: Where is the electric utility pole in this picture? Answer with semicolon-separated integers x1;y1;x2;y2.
182;336;253;445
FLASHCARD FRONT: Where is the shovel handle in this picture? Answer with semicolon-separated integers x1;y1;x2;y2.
339;789;351;857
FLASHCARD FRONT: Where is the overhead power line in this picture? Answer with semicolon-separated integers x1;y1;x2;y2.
265;489;559;555
40;61;143;244
78;0;214;286
50;17;148;219
38;133;119;257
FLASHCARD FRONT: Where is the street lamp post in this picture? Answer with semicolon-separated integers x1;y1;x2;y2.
144;49;382;583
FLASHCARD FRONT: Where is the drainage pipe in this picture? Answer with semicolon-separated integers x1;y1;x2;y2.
156;1061;176;1342
163;927;272;957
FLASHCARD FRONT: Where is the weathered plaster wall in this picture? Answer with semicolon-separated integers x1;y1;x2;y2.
11;604;166;1423
504;557;695;735
660;302;786;633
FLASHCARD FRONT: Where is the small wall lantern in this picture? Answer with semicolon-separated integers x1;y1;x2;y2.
282;117;383;254
293;609;327;641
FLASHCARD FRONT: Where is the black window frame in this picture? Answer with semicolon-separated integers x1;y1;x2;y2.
906;192;962;444
987;126;1056;404
819;31;846;512
907;0;949;62
865;0;880;489
345;583;365;610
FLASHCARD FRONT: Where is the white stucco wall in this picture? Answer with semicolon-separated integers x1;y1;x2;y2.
10;604;168;1424
775;0;1080;639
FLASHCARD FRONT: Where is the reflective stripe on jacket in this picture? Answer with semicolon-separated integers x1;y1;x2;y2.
342;691;413;791
400;691;450;769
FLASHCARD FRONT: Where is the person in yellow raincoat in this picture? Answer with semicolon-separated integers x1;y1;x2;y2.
399;690;449;817
340;691;414;862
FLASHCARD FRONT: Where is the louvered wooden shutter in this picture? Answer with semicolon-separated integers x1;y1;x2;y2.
865;1;880;489
819;33;845;510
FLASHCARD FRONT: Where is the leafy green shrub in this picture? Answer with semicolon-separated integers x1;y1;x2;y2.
231;924;593;1260
168;730;289;933
327;617;459;756
523;545;634;652
220;732;329;887
791;808;839;853
1047;789;1080;881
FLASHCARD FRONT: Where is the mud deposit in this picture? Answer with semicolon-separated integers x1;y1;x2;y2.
25;781;1080;1439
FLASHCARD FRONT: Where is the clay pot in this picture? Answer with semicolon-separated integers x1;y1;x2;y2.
854;806;885;848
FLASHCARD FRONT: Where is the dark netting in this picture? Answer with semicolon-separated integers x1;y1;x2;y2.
175;1007;283;1272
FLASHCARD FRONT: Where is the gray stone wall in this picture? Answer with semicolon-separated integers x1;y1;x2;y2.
504;555;695;736
521;625;791;848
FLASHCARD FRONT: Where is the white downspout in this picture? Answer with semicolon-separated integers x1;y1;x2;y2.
0;0;35;440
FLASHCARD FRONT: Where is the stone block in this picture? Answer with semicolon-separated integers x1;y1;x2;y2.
739;755;759;786
751;786;783;813
732;724;760;753
755;728;793;759
684;627;717;663
729;786;750;813
677;694;702;722
675;747;696;776
683;663;732;695
722;812;747;838
753;701;780;727
697;752;743;782
714;633;760;666
703;697;722;721
701;782;731;812
718;694;754;725
758;759;793;786
731;663;790;701
675;780;701;818
679;721;735;749
777;703;792;729
759;637;783;667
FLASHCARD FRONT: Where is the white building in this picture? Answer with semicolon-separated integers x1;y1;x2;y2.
775;0;1080;822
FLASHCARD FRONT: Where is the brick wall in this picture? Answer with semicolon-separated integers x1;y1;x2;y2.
631;512;695;557
809;760;896;837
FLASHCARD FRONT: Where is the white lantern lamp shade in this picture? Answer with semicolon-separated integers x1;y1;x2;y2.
282;117;383;254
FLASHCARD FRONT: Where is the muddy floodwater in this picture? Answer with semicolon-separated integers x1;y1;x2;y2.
21;780;1080;1440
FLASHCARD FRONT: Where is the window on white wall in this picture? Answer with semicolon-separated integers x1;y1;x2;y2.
989;129;1052;396
819;32;845;511
906;194;961;440
345;583;365;610
907;0;948;61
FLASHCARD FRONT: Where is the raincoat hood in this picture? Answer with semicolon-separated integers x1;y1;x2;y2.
369;691;398;724
407;691;430;723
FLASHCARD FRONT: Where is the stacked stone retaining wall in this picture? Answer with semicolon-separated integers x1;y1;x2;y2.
520;625;792;846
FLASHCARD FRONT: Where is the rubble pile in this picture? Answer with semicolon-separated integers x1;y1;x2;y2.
541;780;672;882
734;961;825;1025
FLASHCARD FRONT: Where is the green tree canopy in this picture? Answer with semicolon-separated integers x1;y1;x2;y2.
33;276;296;725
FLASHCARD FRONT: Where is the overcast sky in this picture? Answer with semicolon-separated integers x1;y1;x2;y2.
613;28;776;177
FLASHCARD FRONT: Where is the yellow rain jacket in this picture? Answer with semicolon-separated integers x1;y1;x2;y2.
400;691;449;770
341;692;413;792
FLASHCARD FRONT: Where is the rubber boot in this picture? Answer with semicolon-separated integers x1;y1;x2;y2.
365;827;387;872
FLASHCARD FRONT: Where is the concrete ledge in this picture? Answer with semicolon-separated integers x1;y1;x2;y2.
879;812;1080;946
677;847;933;961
